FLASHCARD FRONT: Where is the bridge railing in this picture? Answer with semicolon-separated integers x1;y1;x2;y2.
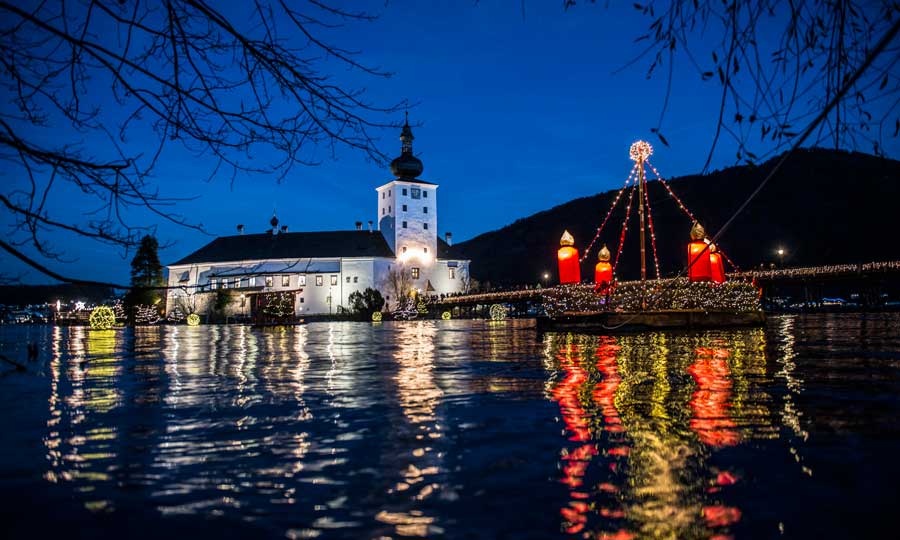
731;260;900;280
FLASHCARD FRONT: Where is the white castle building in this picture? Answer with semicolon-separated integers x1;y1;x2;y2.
164;118;471;317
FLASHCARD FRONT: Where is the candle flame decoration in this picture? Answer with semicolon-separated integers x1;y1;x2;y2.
690;221;706;241
598;244;611;262
560;229;575;246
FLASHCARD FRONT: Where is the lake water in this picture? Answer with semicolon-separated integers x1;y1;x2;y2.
1;314;899;539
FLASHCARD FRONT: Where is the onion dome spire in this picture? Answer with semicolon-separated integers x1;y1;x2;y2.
270;210;279;229
390;112;424;179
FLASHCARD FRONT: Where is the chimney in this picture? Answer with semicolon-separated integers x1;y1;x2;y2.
368;220;373;233
237;224;244;235
445;232;453;246
355;221;363;231
280;225;288;233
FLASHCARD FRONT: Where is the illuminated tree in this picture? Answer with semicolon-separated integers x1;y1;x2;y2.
0;1;405;283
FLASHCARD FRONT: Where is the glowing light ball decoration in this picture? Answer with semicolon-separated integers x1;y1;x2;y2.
441;311;452;320
557;230;581;284
594;244;614;294
489;304;508;321
89;306;116;330
629;140;653;163
709;244;726;284
417;302;428;315
371;311;383;322
186;313;201;326
687;222;713;282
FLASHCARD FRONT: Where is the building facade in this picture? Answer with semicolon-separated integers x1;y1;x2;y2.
165;119;470;318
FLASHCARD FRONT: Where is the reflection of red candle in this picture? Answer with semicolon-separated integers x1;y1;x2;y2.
688;347;739;447
552;341;596;534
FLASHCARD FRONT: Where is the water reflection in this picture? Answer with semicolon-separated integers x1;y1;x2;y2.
11;315;900;538
544;329;774;539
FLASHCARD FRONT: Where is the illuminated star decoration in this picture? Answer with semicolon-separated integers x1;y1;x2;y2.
629;140;653;163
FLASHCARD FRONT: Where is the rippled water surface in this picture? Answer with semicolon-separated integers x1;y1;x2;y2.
2;314;899;539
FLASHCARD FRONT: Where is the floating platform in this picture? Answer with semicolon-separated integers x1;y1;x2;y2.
537;309;765;333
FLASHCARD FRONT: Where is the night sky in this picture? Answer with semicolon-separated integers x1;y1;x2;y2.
5;1;899;285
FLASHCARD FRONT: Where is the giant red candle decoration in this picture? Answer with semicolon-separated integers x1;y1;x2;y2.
709;243;726;283
558;230;581;284
594;244;613;294
687;221;713;282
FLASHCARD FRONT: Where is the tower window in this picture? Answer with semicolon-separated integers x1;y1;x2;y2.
449;267;456;279
331;275;338;286
382;192;385;199
402;221;408;228
316;275;323;286
423;191;428;198
411;267;420;279
346;276;351;283
411;187;421;199
423;207;428;213
353;276;358;283
402;188;408;196
382;208;385;215
402;204;407;211
423;223;429;230
389;205;391;213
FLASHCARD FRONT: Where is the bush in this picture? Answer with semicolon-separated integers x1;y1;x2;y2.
348;288;385;316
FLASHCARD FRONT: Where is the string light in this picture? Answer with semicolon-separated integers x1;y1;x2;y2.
542;279;761;317
642;177;662;279
489;304;508;320
645;159;741;272
580;162;638;262
629;140;653;163
89;306;116;329
612;184;636;275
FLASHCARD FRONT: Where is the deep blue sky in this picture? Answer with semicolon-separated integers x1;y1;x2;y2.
5;1;898;285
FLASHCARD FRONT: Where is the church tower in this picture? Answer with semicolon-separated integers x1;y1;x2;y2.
376;115;438;266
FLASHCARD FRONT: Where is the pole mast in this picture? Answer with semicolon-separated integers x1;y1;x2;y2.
638;158;647;283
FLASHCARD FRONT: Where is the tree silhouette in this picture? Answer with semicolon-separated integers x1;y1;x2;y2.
1;1;404;283
124;235;164;308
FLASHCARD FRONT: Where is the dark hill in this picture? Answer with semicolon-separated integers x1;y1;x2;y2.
455;148;900;285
